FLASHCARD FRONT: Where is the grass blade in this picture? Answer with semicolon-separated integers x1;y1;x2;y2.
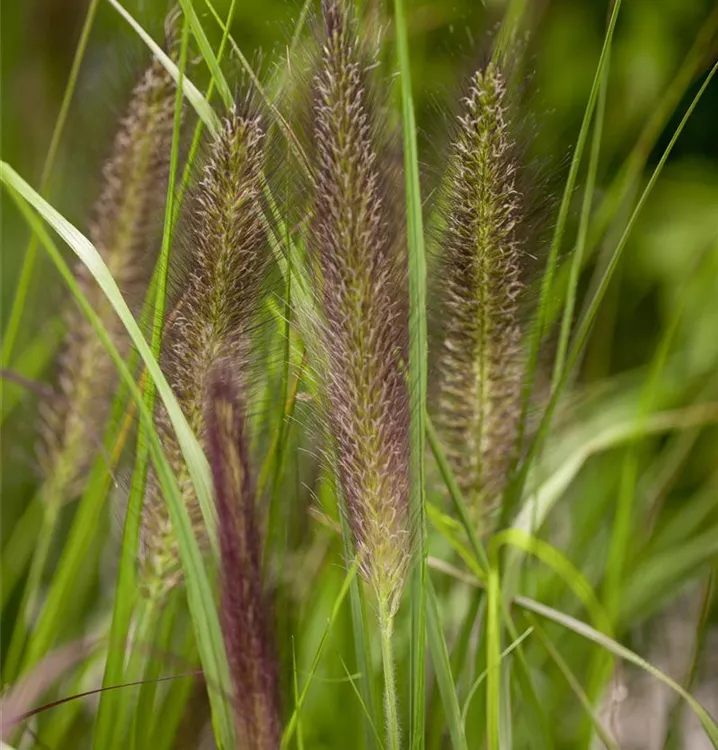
0;162;218;556
527;615;620;750
520;61;718;495
426;579;468;750
510;0;623;517
552;52;609;388
93;15;191;747
177;0;233;109
460;627;533;727
393;2;428;745
281;564;358;749
514;595;718;746
511;402;718;540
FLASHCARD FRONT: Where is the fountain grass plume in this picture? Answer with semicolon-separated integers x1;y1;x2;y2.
435;63;525;529
140;104;269;599
309;0;411;618
206;367;281;750
38;19;181;504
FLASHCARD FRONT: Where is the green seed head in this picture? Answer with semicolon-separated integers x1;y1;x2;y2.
435;64;525;529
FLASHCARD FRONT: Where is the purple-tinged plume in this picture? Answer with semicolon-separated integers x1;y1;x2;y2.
206;368;281;750
310;0;411;614
141;107;269;598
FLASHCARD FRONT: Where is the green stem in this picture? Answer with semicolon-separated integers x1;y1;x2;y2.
379;602;401;750
126;595;163;749
552;50;609;389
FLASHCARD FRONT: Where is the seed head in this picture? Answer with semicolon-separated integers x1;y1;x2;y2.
206;368;280;750
435;64;525;526
38;27;180;502
141;107;268;598
310;0;410;614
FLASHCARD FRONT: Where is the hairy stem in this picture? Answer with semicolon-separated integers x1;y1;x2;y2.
379;601;401;750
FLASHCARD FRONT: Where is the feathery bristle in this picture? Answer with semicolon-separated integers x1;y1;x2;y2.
436;64;524;525
310;0;410;613
38;32;180;501
206;368;280;750
141;108;268;598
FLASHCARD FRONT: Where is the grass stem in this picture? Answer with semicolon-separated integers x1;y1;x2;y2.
379;601;401;750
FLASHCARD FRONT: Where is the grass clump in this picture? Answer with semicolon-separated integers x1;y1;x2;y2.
3;2;718;749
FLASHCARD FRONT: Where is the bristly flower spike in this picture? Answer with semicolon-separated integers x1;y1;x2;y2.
38;23;180;503
436;63;525;528
311;0;411;617
206;368;281;750
141;106;269;600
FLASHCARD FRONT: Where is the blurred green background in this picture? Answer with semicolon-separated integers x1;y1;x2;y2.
4;0;717;536
2;0;717;746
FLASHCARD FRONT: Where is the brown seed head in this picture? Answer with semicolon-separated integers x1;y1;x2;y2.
310;0;410;613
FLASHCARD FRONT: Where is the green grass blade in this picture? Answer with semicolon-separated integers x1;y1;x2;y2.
620;525;718;624
0;494;43;611
3;499;62;679
335;650;384;750
150;626;198;750
338;487;381;750
528;616;620;750
292;640;306;750
569;61;716;379
177;0;233;109
521;61;718;492
393;2;429;745
426;579;468;750
552;53;609;388
491;530;611;635
511;402;718;540
1;162;218;556
485;566;501;750
511;0;623;507
663;571;715;749
460;627;532;727
514;595;718;746
281;564;358;749
543;5;718;324
93;17;191;746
